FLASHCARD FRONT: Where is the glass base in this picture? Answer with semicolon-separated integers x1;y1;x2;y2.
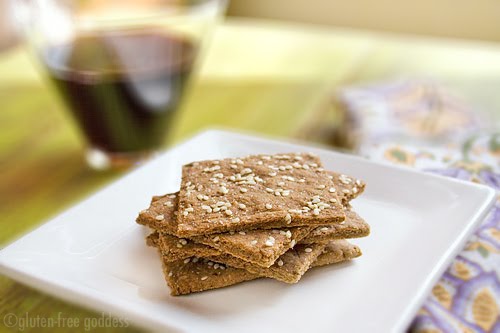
85;148;157;170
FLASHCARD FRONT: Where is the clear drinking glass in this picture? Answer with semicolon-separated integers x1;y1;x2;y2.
14;0;226;169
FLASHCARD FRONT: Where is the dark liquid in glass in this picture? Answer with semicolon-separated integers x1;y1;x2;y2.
43;30;196;153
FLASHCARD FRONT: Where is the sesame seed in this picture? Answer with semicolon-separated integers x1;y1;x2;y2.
278;181;285;186
269;172;277;177
312;197;320;204
214;263;220;269
257;161;263;165
232;217;240;223
356;179;363;186
164;201;173;207
168;272;173;277
290;240;296;248
241;168;252;175
302;164;310;170
298;179;306;183
186;207;194;212
305;248;313;253
352;187;358;193
277;260;284;267
262;156;271;160
265;236;275;246
240;188;248;193
238;203;246;209
313;208;320;216
329;187;336;193
192;257;199;263
180;239;188;245
282;190;290;196
342;189;351;194
182;210;189;217
265;203;273;210
213;207;220;212
207;261;214;266
294;155;303;160
184;258;191;263
176;243;182;248
329;198;337;203
251;240;258;245
225;210;233;216
285;214;292;224
230;164;238;169
320;227;329;232
239;231;246;235
327;175;333;179
285;165;293;170
279;166;286;171
317;184;326;189
201;276;208;281
212;236;219;242
265;188;274;193
285;230;292;238
155;214;165;221
275;191;281;196
214;173;223;178
219;186;229;194
216;201;225;206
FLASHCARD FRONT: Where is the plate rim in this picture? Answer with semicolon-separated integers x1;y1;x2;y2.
0;129;497;333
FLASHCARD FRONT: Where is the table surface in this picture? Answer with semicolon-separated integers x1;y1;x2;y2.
1;18;500;332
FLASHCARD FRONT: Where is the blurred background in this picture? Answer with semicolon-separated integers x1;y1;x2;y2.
1;1;499;331
1;0;500;242
1;0;500;246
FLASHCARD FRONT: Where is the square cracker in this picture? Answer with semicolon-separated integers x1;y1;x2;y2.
159;239;361;296
176;153;345;236
135;171;365;236
139;193;313;267
204;243;326;284
155;232;325;283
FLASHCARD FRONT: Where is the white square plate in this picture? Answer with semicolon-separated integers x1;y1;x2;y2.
0;130;496;333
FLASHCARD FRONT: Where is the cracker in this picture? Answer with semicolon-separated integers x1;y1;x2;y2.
136;193;178;234
204;243;326;284
163;258;259;296
191;227;312;268
140;193;314;267
160;240;361;296
136;170;366;235
301;210;370;244
176;153;345;236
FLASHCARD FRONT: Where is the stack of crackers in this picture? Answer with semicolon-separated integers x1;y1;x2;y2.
136;153;369;295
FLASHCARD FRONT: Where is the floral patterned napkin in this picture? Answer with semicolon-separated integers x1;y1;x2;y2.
338;79;500;333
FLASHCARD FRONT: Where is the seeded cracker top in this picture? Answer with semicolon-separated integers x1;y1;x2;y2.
175;153;345;237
